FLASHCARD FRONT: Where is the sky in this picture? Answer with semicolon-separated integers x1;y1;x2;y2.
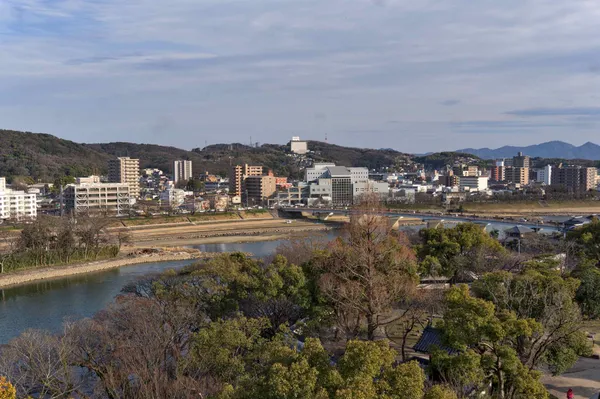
2;0;600;153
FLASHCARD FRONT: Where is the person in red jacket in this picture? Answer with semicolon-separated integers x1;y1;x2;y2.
567;388;574;399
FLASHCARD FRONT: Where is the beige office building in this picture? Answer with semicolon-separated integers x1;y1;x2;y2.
229;164;263;196
108;157;140;198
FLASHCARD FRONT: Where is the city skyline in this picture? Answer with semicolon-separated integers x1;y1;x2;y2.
3;0;600;152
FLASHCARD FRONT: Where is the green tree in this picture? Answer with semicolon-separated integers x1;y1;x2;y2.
575;265;600;319
424;385;457;399
429;348;484;394
194;253;310;336
185;178;205;192
51;175;76;194
416;223;505;282
438;285;548;399
568;219;600;266
189;318;426;399
472;266;591;375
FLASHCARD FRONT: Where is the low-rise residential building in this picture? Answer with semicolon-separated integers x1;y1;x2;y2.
0;177;37;220
159;188;186;207
64;181;131;216
353;180;390;198
459;176;489;191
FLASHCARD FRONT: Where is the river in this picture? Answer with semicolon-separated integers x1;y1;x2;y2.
0;236;333;344
0;216;563;344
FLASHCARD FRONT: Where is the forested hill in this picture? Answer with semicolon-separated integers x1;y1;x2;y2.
0;129;416;182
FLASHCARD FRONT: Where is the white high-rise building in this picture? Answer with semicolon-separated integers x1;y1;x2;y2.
537;165;552;185
173;160;193;184
0;177;38;220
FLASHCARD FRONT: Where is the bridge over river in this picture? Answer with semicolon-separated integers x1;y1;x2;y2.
280;207;560;233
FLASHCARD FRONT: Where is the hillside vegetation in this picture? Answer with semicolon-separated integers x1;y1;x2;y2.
0;130;415;182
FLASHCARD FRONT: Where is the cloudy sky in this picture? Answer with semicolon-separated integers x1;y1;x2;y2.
2;0;600;153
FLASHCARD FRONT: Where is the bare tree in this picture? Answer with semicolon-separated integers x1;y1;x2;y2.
0;329;83;399
312;195;419;340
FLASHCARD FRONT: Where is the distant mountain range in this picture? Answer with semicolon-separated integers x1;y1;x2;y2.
457;141;600;160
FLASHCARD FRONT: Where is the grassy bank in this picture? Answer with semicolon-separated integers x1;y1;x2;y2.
0;246;120;274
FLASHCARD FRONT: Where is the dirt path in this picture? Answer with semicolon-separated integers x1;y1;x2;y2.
543;357;600;399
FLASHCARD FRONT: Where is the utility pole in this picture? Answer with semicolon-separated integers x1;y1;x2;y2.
59;185;64;217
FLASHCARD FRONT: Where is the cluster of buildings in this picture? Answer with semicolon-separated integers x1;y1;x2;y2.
438;152;599;196
2;136;600;222
276;163;389;207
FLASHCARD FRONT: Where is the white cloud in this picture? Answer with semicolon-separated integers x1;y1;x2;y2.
1;0;600;151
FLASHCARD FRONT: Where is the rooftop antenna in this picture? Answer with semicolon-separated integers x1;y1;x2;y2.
250;136;252;147
325;132;328;143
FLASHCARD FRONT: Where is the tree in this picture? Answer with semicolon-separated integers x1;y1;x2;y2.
424;385;458;399
185;178;205;193
568;219;600;266
575;265;600;319
0;329;83;399
416;223;505;282
193;253;311;336
437;285;548;399
472;264;592;375
0;377;16;399
312;200;419;340
386;289;445;361
51;175;76;195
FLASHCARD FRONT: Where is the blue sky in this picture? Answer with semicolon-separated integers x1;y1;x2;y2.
2;0;600;153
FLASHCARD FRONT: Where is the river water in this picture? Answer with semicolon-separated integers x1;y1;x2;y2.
0;216;564;344
0;236;331;344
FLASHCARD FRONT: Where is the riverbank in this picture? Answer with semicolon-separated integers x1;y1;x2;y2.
0;248;207;289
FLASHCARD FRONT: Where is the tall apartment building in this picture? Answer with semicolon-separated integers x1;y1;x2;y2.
229;164;264;197
108;157;140;198
173;160;193;184
0;177;37;220
242;175;277;204
505;167;530;185
64;181;131;216
490;167;504;182
536;165;552;185
513;152;531;168
552;166;597;191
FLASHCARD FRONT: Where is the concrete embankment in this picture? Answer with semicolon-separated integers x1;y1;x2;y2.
0;249;215;289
